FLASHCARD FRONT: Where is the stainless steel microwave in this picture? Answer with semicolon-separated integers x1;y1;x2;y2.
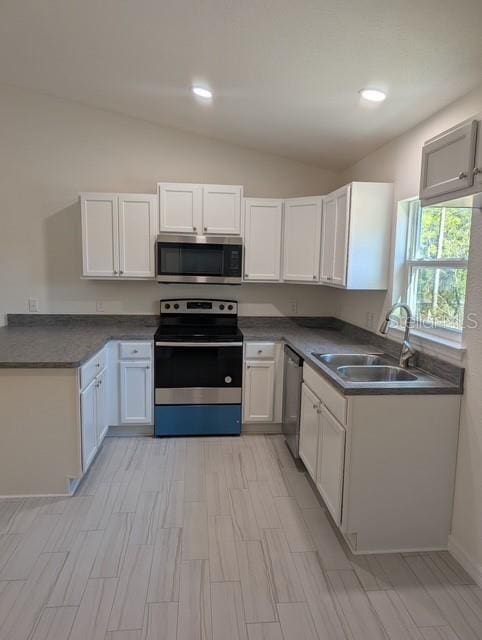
156;234;243;284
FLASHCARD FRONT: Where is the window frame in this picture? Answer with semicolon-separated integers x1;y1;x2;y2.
402;199;469;338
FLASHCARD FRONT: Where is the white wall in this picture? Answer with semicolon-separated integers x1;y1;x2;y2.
336;83;482;583
0;84;338;319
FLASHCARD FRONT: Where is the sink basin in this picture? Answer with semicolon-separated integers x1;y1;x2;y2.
336;365;418;382
313;353;387;367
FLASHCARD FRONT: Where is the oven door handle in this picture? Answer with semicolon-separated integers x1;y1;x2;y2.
155;341;243;347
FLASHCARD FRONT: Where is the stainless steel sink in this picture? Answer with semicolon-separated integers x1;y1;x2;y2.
313;353;388;367
336;365;418;382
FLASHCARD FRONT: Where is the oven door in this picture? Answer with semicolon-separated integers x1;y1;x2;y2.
155;341;243;404
156;234;242;284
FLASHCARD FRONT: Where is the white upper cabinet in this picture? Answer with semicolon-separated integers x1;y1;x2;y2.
202;185;242;235
158;183;202;233
118;194;157;277
320;182;393;290
474;128;482;189
81;194;119;277
282;196;322;282
420;120;478;203
320;186;350;286
244;198;283;281
158;182;242;235
81;193;157;279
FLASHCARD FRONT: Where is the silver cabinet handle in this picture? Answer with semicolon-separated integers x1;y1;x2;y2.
473;167;481;176
317;408;322;414
257;349;263;354
245;273;249;278
204;226;208;232
312;404;318;409
193;226;197;232
312;275;316;279
119;270;124;275
113;270;118;275
247;365;251;369
96;363;100;368
458;172;467;179
133;349;139;354
146;365;150;369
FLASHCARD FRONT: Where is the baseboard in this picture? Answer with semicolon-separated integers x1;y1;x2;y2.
108;425;154;437
448;534;482;587
242;422;282;434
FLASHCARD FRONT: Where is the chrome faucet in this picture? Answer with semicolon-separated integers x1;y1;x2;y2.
379;303;416;368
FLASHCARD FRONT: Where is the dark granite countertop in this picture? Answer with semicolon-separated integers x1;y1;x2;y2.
0;314;463;395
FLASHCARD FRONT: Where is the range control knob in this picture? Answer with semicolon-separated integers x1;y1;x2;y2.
227;304;234;311
174;303;180;310
165;303;171;310
219;304;225;311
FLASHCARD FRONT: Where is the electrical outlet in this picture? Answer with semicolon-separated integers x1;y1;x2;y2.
96;301;105;313
290;301;298;314
28;298;39;313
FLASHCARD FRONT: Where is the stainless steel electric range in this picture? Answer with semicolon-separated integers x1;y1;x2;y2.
154;299;243;437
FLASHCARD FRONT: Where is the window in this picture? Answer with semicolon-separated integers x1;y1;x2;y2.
404;200;472;335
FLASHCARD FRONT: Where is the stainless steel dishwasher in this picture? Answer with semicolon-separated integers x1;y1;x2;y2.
282;345;303;458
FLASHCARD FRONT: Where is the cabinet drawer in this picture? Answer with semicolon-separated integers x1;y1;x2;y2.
80;347;107;390
245;342;277;359
119;341;152;360
303;363;347;425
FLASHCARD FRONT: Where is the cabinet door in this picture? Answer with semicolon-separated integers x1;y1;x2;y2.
420;120;477;201
81;193;119;277
95;368;109;443
299;383;320;480
118;194;157;277
320;186;349;286
282;197;322;281
80;378;98;471
158;183;202;233
202;185;242;235
317;406;346;525
119;360;153;424
244;199;282;281
474;127;482;188
320;194;336;283
243;360;275;422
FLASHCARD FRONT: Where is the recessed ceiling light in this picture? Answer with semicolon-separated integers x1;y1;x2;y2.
359;88;387;102
192;86;213;99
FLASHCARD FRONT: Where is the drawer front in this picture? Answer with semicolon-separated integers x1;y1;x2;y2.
245;342;277;359
119;341;152;360
303;363;347;425
80;347;107;390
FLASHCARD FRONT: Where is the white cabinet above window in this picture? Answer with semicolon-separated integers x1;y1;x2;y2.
282;196;322;282
420;119;478;205
158;182;242;235
81;193;157;279
243;198;283;281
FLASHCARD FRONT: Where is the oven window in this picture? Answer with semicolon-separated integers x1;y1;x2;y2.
159;244;224;276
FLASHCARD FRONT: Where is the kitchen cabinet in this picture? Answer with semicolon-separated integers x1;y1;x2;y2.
81;193;157;279
299;383;320;480
119;360;153;424
243;198;283;281
316;405;345;525
282;196;322;282
158;182;242;235
320;182;393;290
80;377;98;471
95;367;109;443
420;119;478;203
243;360;275;422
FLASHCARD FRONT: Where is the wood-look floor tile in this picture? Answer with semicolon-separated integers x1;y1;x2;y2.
261;529;305;603
160;480;184;527
69;578;118;640
368;590;424;640
326;570;392;640
209;515;240;582
0;580;25;628
275;497;314;552
82;483;121;530
0;499;24;533
454;584;482;620
351;553;394;591
277;602;318;640
419;627;461;640
248;481;281;529
177;559;212;640
0;533;22;572
5;497;45;534
426;552;475;586
129;491;158;545
147;527;181;602
282;470;319;510
376;555;446;627
185;442;206;501
106;630;142;640
267;436;298;471
0;552;66;640
91;512;131;578
206;472;231;516
182;501;209;560
211;581;247;640
230;488;261;541
117;471;145;513
42;496;92;552
293;551;347;640
237;540;277;623
246;622;284;640
49;529;103;606
302;507;352;570
143;602;178;640
29;606;77;640
108;545;153;631
223;441;247;489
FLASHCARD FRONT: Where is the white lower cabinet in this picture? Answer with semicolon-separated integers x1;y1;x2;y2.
80;365;108;472
119;360;153;424
299;383;320;480
95;368;109;442
243;360;275;422
316;405;346;525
